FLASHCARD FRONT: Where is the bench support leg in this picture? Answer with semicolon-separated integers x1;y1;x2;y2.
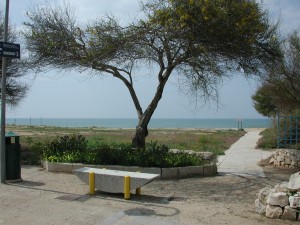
89;171;95;195
124;176;130;200
136;187;141;195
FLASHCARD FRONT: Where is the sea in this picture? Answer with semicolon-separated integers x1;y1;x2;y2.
6;118;271;129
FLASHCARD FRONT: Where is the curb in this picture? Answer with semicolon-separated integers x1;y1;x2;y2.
42;161;217;179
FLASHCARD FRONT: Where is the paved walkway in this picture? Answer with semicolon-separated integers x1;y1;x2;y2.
217;129;275;177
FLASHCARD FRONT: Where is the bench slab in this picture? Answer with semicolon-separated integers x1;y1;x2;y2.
73;167;160;193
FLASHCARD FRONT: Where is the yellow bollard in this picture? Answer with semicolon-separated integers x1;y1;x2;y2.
89;171;95;195
136;187;141;195
124;176;131;200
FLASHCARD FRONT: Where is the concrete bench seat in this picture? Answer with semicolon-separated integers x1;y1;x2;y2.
73;167;160;196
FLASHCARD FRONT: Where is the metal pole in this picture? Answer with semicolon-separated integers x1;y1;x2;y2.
0;0;10;183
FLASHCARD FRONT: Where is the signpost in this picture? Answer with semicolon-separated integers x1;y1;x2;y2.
1;0;20;183
0;42;20;59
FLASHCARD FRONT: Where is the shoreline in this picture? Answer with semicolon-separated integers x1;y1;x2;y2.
6;118;271;129
6;124;265;131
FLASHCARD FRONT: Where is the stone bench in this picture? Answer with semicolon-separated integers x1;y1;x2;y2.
73;167;160;199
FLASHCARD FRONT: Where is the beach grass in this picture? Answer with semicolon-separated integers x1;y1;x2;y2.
8;125;245;156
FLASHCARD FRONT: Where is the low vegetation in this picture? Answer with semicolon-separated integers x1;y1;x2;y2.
8;125;245;166
256;128;278;149
257;127;300;150
30;135;203;168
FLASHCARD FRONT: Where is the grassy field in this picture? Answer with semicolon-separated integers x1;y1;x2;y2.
8;125;245;156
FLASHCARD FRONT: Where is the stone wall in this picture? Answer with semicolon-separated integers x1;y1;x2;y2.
269;149;300;169
255;172;300;221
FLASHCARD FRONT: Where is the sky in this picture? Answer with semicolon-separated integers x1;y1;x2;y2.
5;0;300;119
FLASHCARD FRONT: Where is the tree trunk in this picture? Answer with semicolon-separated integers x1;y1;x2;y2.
131;68;174;148
132;124;148;148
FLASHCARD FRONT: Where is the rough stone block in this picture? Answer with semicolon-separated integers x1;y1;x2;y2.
267;192;289;207
274;183;288;193
257;186;273;202
255;198;266;215
282;206;297;220
269;157;275;164
285;172;300;191
274;160;280;166
285;158;291;165
277;155;285;161
265;205;283;219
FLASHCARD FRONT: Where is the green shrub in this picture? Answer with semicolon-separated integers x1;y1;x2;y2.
256;128;278;149
36;136;204;167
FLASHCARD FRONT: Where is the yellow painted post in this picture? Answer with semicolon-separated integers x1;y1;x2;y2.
124;176;130;200
89;171;95;195
136;187;141;195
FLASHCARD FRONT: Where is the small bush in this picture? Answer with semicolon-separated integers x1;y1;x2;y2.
36;136;204;167
256;128;277;149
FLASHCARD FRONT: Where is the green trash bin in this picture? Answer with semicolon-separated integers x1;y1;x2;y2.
5;131;21;181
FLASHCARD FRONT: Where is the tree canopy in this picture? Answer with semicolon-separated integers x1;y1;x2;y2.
24;0;281;147
252;31;300;117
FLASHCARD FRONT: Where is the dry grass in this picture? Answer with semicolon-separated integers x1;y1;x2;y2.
7;125;245;155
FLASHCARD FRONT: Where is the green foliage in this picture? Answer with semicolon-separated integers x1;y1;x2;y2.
24;0;281;148
253;31;300;116
252;84;277;117
36;136;204;167
42;135;88;163
147;0;281;74
256;128;277;149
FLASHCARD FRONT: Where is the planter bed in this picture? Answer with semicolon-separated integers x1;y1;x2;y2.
42;161;217;179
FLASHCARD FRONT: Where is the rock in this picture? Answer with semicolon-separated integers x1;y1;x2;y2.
283;172;300;191
267;192;289;207
266;205;283;219
257;186;273;202
282;206;297;220
269;157;275;164
289;194;300;208
285;158;291;165
195;152;213;160
274;160;280;166
169;149;181;154
255;198;266;215
274;183;288;193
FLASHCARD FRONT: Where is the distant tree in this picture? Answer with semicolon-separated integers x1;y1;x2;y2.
252;83;277;117
253;31;300;117
0;12;28;106
24;0;281;147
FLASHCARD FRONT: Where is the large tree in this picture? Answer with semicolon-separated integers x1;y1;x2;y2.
24;0;281;147
252;31;300;116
